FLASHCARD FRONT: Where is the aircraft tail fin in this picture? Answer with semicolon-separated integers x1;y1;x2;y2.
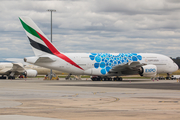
19;16;60;56
19;16;84;70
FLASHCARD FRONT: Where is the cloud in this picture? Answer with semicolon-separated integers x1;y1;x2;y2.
0;0;180;60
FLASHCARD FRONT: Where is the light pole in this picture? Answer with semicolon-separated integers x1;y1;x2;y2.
47;9;56;80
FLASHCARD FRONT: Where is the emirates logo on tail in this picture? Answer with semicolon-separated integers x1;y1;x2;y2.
19;17;84;70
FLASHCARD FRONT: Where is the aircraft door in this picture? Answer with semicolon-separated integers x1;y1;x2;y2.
76;56;80;61
66;63;70;69
87;63;91;68
84;63;92;75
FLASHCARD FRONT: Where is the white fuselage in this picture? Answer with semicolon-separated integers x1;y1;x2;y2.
27;53;178;76
0;63;13;74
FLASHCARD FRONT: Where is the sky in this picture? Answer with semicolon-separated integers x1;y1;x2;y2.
1;0;180;61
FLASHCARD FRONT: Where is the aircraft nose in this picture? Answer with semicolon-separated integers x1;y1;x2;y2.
174;63;179;71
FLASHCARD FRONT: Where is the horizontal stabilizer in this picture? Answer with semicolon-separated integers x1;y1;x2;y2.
36;57;56;63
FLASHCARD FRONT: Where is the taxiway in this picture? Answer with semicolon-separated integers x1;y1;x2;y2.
0;78;179;120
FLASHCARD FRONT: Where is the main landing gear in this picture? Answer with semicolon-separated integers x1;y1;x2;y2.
91;76;123;81
8;76;15;79
0;75;7;79
0;75;15;79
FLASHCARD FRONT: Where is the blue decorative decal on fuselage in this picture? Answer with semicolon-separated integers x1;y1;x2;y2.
89;53;142;75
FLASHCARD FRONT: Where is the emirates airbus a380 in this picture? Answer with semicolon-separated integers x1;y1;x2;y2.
19;16;178;81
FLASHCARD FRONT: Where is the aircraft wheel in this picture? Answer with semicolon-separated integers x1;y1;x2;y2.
108;78;111;81
0;76;6;79
104;78;107;81
92;77;97;81
97;77;101;81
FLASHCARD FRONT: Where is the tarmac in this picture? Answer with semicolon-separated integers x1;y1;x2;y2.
0;78;180;120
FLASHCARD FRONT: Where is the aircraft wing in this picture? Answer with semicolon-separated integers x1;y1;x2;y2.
0;68;13;74
0;63;25;75
109;61;146;75
11;63;25;73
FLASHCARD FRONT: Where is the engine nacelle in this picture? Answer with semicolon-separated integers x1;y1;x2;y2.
25;69;38;77
139;65;157;77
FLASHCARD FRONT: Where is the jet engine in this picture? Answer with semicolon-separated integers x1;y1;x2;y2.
139;65;157;77
25;69;38;77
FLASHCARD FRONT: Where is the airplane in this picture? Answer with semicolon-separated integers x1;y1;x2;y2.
5;58;65;75
0;62;37;79
19;16;179;81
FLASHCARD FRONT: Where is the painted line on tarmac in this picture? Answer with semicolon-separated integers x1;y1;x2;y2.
92;92;106;95
61;93;79;97
159;101;178;103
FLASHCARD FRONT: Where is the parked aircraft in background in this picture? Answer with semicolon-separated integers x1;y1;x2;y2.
19;17;178;81
0;62;37;79
5;58;65;75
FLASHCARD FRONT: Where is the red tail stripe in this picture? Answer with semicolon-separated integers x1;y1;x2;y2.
36;31;84;70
